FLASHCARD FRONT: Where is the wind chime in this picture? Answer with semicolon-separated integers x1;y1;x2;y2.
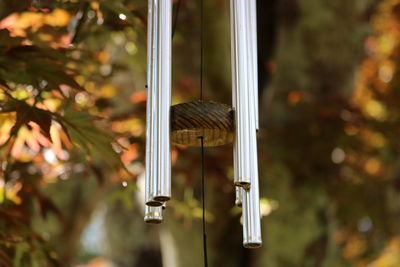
144;0;262;249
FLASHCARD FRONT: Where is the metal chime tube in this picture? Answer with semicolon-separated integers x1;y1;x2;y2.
144;205;163;224
145;0;160;208
231;0;240;206
249;0;259;130
243;0;262;249
231;0;251;189
242;157;262;248
243;81;261;248
145;0;172;210
231;0;262;248
154;0;172;202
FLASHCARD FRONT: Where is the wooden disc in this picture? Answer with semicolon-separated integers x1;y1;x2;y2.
171;101;234;147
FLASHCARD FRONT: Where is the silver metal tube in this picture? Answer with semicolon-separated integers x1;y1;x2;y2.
249;0;259;130
242;168;262;248
231;0;251;188
144;205;163;224
150;0;161;204
239;0;252;188
242;0;262;248
145;0;153;206
145;0;162;207
231;0;242;206
230;0;262;248
146;0;172;204
230;0;238;181
156;0;172;202
242;97;262;248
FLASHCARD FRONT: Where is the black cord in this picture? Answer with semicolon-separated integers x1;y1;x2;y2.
199;0;208;266
200;136;208;267
200;0;204;101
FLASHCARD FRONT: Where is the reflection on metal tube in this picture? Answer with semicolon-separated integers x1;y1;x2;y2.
235;186;243;207
144;205;163;224
233;127;242;207
145;0;172;207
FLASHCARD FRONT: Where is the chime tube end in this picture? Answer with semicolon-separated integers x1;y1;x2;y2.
153;195;171;202
144;206;163;224
235;199;243;207
235;186;243;207
242;172;262;249
234;180;251;190
146;199;164;207
144;217;163;224
243;237;262;249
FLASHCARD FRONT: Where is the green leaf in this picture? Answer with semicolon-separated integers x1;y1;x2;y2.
0;38;84;92
61;106;123;168
1;98;53;140
0;29;23;52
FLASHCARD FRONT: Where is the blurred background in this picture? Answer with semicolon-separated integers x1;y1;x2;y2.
0;0;400;266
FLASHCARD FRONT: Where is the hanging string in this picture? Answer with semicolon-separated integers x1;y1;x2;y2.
200;0;204;101
199;0;208;267
200;136;208;267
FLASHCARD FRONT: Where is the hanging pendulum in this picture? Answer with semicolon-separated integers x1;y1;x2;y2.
170;101;234;147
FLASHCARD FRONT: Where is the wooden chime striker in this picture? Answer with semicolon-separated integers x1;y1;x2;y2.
144;0;262;249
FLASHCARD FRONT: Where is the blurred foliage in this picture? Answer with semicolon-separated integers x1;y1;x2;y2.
262;0;400;266
0;0;144;265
